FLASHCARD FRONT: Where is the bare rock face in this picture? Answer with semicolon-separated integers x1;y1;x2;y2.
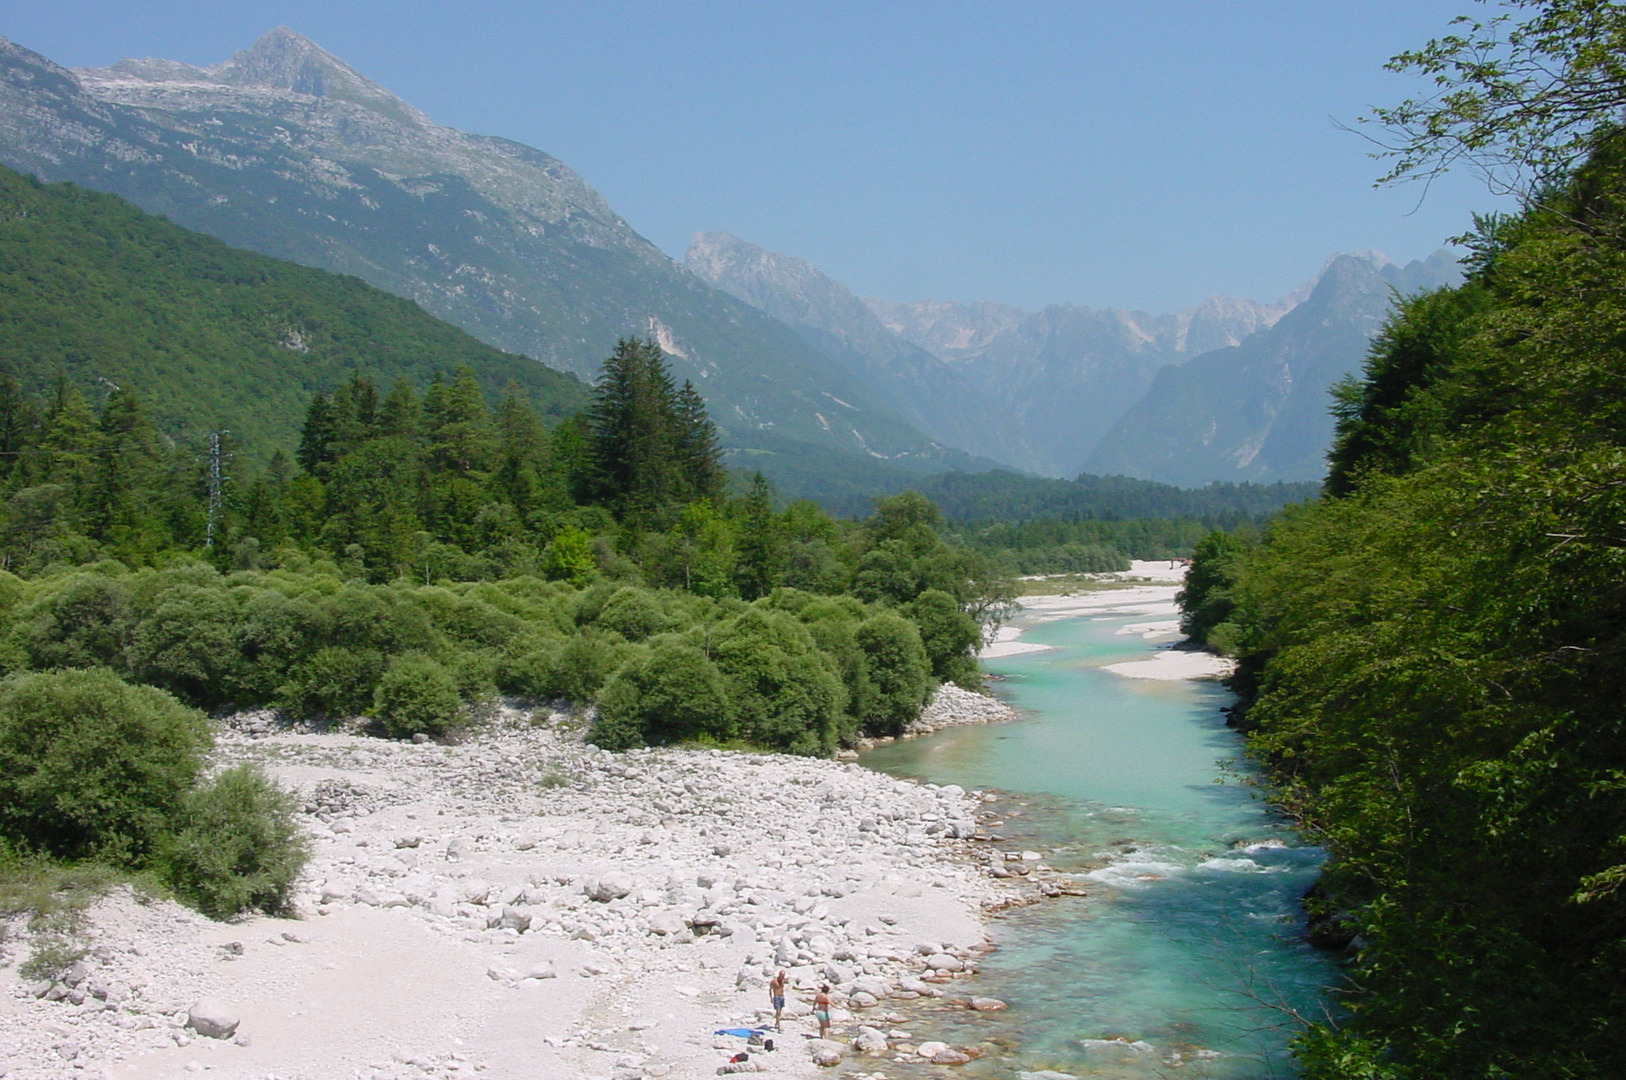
186;999;240;1040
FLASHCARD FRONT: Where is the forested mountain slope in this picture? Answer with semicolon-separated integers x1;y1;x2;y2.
1183;128;1626;1079
0;29;981;489
0;165;586;458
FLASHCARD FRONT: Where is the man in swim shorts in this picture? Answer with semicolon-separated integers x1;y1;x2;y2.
769;969;787;1031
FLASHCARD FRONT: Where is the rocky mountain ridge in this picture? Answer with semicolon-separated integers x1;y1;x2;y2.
0;29;986;496
1083;250;1463;485
685;232;1041;469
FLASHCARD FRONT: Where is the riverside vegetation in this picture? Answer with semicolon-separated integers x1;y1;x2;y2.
1178;5;1626;1074
0;327;1005;927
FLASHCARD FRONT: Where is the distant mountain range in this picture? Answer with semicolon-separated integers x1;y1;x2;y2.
0;28;993;498
0;26;1464;495
1083;251;1461;485
690;233;1460;484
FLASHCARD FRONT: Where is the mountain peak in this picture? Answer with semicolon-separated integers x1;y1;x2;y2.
212;27;351;92
202;27;427;124
74;27;430;127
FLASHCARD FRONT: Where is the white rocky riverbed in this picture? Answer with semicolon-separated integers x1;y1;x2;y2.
0;689;1062;1080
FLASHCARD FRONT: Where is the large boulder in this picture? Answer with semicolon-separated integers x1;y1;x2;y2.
457;878;492;904
648;911;688;936
586;871;635;901
809;1041;845;1067
186;999;241;1040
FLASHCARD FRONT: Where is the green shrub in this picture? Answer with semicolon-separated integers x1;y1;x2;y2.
854;613;932;736
447;649;497;703
231;589;327;701
711;607;845;755
20;574;133;671
324;586;438;654
128;584;242;707
594;587;671;641
546;631;639;704
371;653;463;738
591;641;732;750
162;765;310;919
906;589;982;686
0;669;209;863
494;637;561;697
277;645;384;718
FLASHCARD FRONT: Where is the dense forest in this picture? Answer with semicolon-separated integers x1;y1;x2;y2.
1179;6;1626;1074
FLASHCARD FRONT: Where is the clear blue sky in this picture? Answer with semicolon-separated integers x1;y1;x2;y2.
3;0;1511;313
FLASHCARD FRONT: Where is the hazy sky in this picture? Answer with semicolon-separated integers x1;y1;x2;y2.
4;0;1512;313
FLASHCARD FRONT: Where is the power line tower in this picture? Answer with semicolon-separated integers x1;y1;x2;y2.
205;430;230;549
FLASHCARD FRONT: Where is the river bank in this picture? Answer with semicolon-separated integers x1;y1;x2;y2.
0;688;1027;1080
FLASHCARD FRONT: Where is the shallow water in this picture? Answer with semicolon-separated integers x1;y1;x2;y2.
862;597;1335;1078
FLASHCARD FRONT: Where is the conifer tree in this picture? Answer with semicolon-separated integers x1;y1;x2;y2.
378;379;422;441
674;379;725;503
89;387;164;552
734;472;785;599
584;338;724;518
296;391;336;475
426;365;494;474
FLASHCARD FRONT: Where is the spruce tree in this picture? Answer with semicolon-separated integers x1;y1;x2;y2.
674;379;725;503
584;338;724;518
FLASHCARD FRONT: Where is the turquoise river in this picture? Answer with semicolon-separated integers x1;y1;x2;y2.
861;586;1338;1079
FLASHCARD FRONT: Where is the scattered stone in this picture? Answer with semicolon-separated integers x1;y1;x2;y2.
968;996;1007;1011
523;961;558;980
587;871;635;901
